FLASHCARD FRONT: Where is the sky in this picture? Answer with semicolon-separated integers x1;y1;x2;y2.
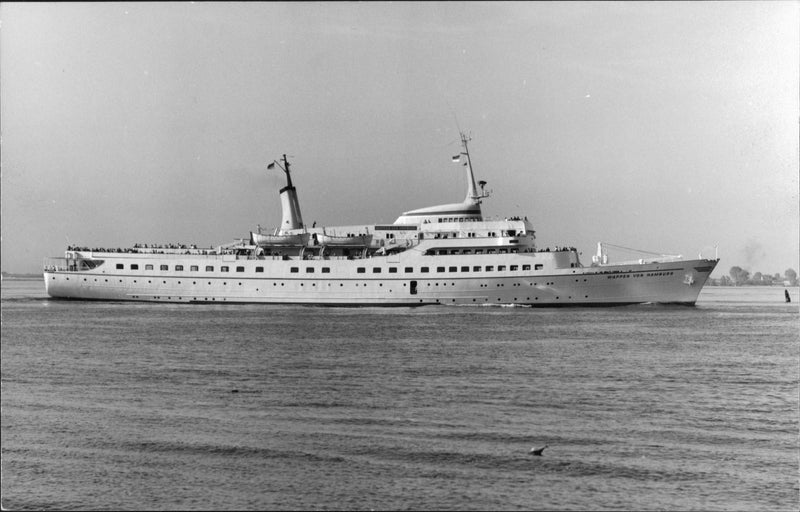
1;1;798;277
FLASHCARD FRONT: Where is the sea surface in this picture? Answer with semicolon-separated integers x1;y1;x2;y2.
2;280;798;511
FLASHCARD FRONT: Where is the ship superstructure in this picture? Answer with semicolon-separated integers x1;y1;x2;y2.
44;133;718;305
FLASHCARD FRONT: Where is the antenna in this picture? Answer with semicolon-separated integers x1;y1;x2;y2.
452;112;463;137
446;100;463;136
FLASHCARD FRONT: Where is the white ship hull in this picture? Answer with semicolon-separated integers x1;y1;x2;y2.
44;250;717;306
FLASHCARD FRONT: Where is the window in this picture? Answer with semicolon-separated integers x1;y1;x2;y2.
255;267;264;273
510;265;518;271
175;265;184;271
449;266;457;272
130;264;139;270
205;266;214;272
498;265;506;271
221;266;229;272
145;264;154;270
190;265;199;271
372;267;381;273
388;267;397;273
322;267;330;273
535;264;543;270
116;264;124;269
236;266;245;272
357;267;366;274
290;267;299;273
437;267;446;273
486;265;494;271
522;265;531;271
461;266;469;272
421;267;429;273
404;267;413;273
160;265;169;271
473;266;481;272
306;267;315;273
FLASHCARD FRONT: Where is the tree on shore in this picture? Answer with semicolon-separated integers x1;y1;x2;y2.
785;269;797;285
729;266;750;285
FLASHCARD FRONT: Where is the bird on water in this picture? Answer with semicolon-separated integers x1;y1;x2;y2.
530;445;548;456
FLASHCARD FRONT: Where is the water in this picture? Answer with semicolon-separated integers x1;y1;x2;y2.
2;280;798;511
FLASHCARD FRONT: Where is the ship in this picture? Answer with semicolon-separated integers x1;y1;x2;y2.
44;133;718;306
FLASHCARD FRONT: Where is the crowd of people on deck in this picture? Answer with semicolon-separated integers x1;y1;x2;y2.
66;243;212;254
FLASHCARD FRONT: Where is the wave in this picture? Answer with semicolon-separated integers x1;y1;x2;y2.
117;440;348;464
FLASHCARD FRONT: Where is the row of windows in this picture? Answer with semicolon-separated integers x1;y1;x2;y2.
425;248;521;255
117;263;260;273
113;263;546;273
436;216;479;223
352;264;542;273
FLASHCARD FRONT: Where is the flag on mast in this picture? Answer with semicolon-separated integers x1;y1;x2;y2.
267;162;275;169
452;154;461;162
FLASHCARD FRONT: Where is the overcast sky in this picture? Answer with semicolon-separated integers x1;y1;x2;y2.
2;2;798;276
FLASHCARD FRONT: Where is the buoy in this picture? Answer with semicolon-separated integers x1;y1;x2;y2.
529;445;548;456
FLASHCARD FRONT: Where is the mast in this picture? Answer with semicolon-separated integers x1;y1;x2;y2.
270;154;304;232
460;132;489;204
282;154;294;188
